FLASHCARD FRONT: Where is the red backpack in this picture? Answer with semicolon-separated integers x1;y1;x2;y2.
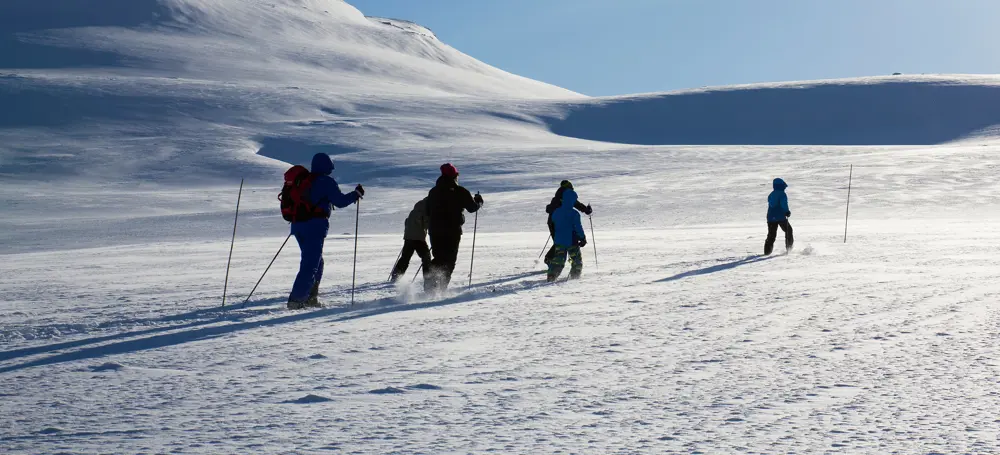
279;165;327;222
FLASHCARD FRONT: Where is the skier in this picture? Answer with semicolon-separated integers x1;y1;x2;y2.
389;198;432;283
287;152;364;309
544;180;592;265
764;177;794;255
548;189;586;282
424;163;483;294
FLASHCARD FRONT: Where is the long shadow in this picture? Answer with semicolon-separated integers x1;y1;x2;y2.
0;281;398;363
655;255;774;283
0;273;548;374
470;269;546;289
331;278;549;325
0;298;284;362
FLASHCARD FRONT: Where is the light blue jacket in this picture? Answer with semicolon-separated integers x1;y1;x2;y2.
552;190;586;247
767;178;790;222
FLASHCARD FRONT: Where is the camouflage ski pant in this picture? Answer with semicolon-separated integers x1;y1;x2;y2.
547;245;583;281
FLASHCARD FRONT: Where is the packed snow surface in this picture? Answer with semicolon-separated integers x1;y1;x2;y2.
4;0;1000;453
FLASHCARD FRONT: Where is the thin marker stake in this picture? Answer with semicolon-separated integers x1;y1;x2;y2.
844;165;853;243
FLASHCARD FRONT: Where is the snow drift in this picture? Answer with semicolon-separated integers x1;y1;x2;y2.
544;75;1000;146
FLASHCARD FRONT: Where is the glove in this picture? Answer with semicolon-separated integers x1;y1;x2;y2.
785;211;791;218
584;204;593;216
355;184;365;199
474;192;484;206
578;238;587;248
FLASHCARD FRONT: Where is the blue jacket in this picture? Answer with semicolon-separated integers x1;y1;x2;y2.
767;178;790;222
291;153;359;236
552;190;586;247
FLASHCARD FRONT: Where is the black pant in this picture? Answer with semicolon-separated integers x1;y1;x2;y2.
764;220;794;255
544;219;557;263
426;232;462;292
391;239;431;282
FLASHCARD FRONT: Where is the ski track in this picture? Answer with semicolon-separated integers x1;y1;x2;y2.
3;224;1000;454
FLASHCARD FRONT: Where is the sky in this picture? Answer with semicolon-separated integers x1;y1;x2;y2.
348;0;1000;96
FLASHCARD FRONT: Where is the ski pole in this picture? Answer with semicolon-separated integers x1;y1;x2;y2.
222;178;243;308
351;200;360;308
411;264;423;284
388;247;403;282
844;164;853;243
589;214;598;272
468;193;480;287
240;233;292;309
537;235;551;260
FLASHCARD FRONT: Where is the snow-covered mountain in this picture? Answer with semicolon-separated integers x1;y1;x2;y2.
0;0;583;250
547;75;1000;145
0;0;578;186
4;2;1000;453
4;0;1000;251
2;0;578;96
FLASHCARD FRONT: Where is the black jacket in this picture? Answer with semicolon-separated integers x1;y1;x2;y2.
426;176;481;236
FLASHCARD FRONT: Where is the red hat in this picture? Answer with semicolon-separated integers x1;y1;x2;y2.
440;163;459;178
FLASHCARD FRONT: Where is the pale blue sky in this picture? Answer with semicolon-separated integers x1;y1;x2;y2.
349;0;1000;96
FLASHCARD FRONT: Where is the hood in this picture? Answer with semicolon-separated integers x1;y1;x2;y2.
435;175;457;187
773;178;787;191
561;189;578;207
311;153;334;176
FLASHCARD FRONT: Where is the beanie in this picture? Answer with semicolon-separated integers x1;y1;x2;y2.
441;163;459;178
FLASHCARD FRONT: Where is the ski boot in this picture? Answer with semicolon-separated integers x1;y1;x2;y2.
304;283;323;308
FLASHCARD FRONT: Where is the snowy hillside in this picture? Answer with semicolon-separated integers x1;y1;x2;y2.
4;0;1000;252
5;0;1000;453
0;0;583;251
546;75;1000;145
0;0;577;189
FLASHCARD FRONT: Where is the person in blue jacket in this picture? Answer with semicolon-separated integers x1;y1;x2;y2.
288;153;364;309
764;178;793;255
548;189;587;282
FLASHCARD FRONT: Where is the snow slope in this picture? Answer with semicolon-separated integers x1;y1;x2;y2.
4;0;1000;252
4;0;1000;453
5;223;1000;454
545;75;1000;145
0;0;582;252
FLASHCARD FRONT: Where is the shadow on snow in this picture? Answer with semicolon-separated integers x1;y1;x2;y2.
0;271;547;374
0;281;399;363
655;255;773;283
0;299;284;364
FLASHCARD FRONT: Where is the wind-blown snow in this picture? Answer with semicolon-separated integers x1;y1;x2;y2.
3;0;1000;453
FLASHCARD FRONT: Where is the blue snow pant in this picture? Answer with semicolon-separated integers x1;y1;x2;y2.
289;219;328;301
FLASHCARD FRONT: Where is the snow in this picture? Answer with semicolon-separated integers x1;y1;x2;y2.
545;74;1000;145
6;225;1000;453
4;0;1000;453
